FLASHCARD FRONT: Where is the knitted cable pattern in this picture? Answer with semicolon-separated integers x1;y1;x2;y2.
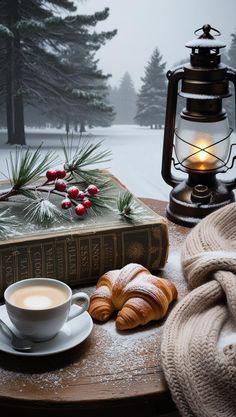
161;203;236;417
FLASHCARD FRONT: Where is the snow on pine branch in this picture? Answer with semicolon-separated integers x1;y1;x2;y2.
71;89;102;100
17;19;46;32
0;24;13;38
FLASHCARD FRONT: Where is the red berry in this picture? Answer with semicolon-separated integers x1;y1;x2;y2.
67;186;79;199
61;198;72;209
75;204;86;216
57;169;66;179
77;191;85;200
46;169;57;181
87;184;99;195
82;198;92;209
55;179;67;192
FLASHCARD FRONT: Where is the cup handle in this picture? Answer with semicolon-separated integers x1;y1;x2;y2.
67;292;90;322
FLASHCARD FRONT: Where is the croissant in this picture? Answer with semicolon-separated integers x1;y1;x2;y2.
89;263;177;330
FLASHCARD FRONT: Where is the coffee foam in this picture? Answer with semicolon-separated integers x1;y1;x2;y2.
23;295;53;309
9;284;68;310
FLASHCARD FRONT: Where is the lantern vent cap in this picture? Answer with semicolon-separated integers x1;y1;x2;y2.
185;24;226;49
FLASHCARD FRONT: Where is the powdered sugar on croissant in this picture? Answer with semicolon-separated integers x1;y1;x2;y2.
89;263;177;330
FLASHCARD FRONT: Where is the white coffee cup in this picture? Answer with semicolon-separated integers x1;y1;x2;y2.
4;278;90;342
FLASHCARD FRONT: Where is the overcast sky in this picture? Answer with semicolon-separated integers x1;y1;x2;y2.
77;0;236;90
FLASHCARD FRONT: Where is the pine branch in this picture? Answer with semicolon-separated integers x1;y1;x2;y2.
24;195;71;227
117;191;141;220
0;209;20;238
6;145;58;190
0;141;114;226
62;138;112;185
88;179;116;214
0;24;13;38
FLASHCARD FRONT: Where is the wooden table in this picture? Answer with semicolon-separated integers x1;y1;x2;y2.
0;200;189;417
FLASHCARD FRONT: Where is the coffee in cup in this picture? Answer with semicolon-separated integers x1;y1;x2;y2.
9;284;68;310
4;278;90;342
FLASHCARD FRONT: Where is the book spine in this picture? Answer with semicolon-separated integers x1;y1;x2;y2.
0;223;168;296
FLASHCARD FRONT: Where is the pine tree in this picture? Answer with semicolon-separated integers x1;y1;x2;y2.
108;84;118;119
224;32;236;128
228;32;236;68
135;48;166;129
0;1;116;144
112;72;137;124
55;42;115;132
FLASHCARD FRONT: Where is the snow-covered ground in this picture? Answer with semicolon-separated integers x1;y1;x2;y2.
0;125;171;201
0;124;235;201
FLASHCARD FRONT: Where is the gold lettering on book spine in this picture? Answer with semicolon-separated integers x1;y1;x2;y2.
79;238;90;277
55;239;66;280
91;237;101;276
66;238;77;281
17;248;30;280
44;243;54;278
31;247;43;276
103;234;117;270
2;248;15;287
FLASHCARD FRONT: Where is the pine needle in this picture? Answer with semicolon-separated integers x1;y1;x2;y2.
117;191;140;220
24;196;70;227
88;178;116;214
6;145;58;189
62;138;112;185
0;209;19;238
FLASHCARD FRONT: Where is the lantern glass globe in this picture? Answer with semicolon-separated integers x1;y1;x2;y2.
175;116;231;171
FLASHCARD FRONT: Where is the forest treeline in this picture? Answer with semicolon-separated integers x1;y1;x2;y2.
0;1;236;144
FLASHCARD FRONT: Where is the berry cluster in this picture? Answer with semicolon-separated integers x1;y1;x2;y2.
46;169;99;216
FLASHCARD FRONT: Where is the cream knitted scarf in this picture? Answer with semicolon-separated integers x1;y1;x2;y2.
161;202;236;417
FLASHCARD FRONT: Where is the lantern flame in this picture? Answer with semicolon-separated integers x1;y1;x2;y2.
189;134;216;169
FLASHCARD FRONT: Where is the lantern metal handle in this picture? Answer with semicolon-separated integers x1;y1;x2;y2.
161;67;184;187
223;68;236;191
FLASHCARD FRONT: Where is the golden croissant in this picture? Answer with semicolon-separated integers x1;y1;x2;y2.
89;263;177;330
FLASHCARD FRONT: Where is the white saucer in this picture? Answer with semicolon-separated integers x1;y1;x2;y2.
0;304;93;357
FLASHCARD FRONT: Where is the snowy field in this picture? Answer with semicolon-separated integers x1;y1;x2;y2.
0;124;235;201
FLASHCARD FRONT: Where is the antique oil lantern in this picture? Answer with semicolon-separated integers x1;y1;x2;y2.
161;24;236;227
